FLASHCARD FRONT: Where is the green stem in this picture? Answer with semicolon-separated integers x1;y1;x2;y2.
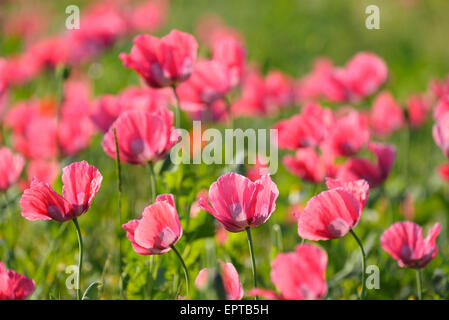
246;227;258;299
416;268;423;300
171;245;189;297
148;162;156;202
113;128;124;298
171;85;181;128
72;218;83;300
349;229;366;299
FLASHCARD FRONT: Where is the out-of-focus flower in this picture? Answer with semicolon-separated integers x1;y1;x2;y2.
433;112;449;158
324;109;370;157
232;70;294;116
27;36;69;70
120;30;198;88
381;221;441;268
20;161;102;222
212;36;246;88
273;103;334;150
199;173;279;232
122;194;182;255
340;52;388;101
102;109;179;164
407;94;430;128
195;13;245;48
0;262;35;300
0;147;25;192
248;244;327;300
177;60;232;113
337;142;396;188
370;91;404;137
68;2;130;64
195;261;243;300
283;148;326;183
433;96;449;121
129;0;168;33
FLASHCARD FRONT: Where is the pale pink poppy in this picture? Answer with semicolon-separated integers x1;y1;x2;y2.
325;178;370;211
381;222;441;268
297;188;362;241
122;194;182;255
249;244;327;300
20;161;102;222
0;262;35;300
120;30;198;88
199;173;279;232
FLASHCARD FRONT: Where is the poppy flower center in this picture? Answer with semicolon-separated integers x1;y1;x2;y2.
130;138;149;156
327;218;350;238
157;226;177;248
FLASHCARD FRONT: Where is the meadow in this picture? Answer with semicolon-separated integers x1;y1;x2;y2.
0;0;448;300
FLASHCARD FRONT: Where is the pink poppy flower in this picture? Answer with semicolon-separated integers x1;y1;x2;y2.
296;57;335;103
248;244;327;300
0;147;25;192
297;188;362;241
120;30;198;88
273;103;333;150
20;161;102;222
434;96;449;121
195;261;243;300
199;173;279;232
102;109;179;165
68;2;129;65
325;178;370;211
430;76;449;100
264;70;295;108
91;86;171;132
176;60;232;112
122;194;182;255
212;36;246;88
129;0;168;33
283;148;326;183
433;112;449;158
381;222;441;268
370;91;405;138
324;110;370;157
342;52;388;101
337;142;396;188
27;36;69;70
0;262;35;300
407;94;429;128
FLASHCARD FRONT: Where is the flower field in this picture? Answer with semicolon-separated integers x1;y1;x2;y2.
0;0;449;301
